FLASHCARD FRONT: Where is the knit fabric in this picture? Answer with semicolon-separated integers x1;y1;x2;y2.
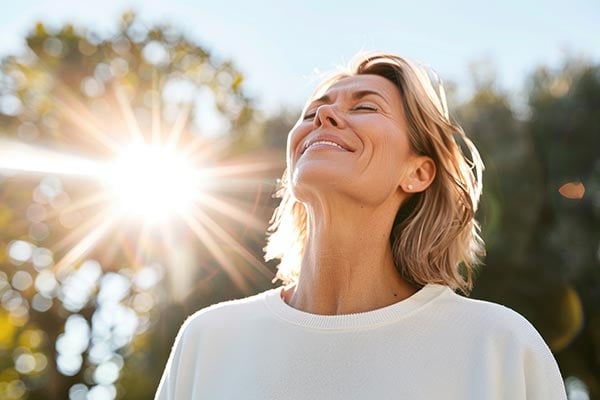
155;283;567;399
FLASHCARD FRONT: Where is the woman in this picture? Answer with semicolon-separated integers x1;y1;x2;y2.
155;52;567;399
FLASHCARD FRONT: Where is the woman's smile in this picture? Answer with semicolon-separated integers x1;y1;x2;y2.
304;140;347;153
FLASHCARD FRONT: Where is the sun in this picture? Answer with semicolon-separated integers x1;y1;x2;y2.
106;143;201;224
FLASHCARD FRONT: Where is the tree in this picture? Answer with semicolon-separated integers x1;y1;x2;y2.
0;12;274;400
455;59;600;398
526;59;600;397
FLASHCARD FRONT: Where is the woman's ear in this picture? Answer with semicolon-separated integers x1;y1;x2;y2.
402;156;436;193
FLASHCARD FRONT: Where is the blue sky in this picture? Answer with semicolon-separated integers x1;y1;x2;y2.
1;0;598;113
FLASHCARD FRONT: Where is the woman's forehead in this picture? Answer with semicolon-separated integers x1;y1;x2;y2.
307;74;400;106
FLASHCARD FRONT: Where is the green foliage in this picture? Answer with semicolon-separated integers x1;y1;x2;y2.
0;13;272;400
458;59;600;398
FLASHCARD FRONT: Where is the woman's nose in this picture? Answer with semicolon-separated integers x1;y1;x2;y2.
314;104;344;128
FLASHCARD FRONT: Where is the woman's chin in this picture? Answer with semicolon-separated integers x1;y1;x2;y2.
292;164;346;189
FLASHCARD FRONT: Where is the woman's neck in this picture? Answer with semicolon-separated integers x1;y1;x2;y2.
283;202;418;315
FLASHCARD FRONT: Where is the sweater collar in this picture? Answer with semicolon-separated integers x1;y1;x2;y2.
263;283;450;330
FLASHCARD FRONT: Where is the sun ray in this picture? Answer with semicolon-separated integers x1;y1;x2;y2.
164;104;192;151
243;182;269;238
54;192;109;217
112;82;146;144
52;85;121;153
0;138;106;177
43;192;110;230
133;221;153;267
182;211;251;293
179;135;230;161
159;221;178;260
151;69;162;146
53;213;117;277
194;193;265;232
100;229;136;270
157;221;199;301
118;231;139;268
207;161;283;178
188;205;273;281
52;205;113;254
202;177;275;194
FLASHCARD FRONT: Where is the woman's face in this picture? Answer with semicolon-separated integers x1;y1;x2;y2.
287;74;418;208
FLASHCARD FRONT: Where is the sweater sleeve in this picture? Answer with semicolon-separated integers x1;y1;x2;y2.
522;324;568;400
153;319;190;400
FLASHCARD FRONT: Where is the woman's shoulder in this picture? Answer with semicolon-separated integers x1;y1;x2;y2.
178;286;279;334
442;288;527;319
437;288;549;347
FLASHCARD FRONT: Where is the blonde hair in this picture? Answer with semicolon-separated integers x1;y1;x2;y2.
264;52;485;295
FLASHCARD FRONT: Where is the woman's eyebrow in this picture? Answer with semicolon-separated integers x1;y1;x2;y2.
352;89;389;105
310;94;331;106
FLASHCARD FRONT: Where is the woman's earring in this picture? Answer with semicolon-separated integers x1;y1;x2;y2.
407;184;414;191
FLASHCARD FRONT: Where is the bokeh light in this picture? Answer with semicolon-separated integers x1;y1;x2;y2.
565;376;590;400
8;241;34;264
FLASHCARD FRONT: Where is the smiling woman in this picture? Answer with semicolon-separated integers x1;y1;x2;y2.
154;52;568;400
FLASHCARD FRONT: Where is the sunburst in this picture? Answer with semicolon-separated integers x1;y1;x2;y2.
1;78;281;297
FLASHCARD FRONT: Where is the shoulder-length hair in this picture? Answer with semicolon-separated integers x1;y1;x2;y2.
264;52;485;295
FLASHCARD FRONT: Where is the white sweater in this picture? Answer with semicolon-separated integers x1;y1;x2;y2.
155;283;567;399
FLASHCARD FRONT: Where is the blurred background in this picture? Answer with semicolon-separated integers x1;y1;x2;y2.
0;0;598;399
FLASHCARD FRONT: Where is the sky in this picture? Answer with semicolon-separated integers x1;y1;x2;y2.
0;0;599;114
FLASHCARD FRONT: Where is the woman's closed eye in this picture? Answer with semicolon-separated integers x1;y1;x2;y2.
302;111;316;120
303;104;378;120
353;104;378;112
